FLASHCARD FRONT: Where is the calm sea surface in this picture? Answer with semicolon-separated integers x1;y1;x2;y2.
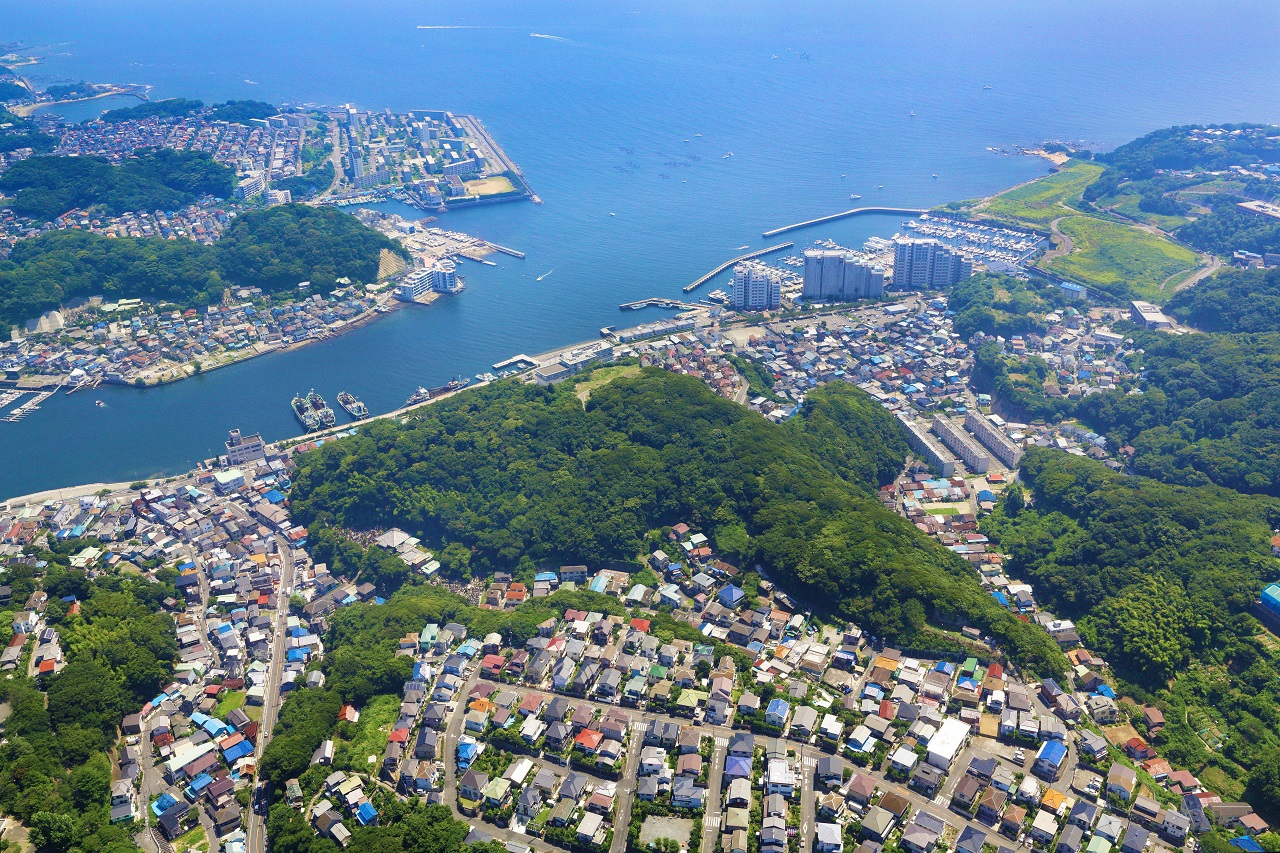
3;0;1280;498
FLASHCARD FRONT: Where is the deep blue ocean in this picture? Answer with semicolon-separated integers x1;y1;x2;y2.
3;0;1280;499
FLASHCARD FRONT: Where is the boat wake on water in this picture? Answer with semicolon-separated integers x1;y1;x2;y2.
536;268;555;281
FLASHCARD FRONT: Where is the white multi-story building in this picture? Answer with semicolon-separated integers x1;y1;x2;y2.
897;414;957;477
964;411;1023;468
931;416;991;474
224;429;266;467
802;250;885;302
234;171;266;200
892;238;973;290
731;261;782;310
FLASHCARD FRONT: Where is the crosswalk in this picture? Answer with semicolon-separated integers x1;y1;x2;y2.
705;815;722;831
714;735;729;748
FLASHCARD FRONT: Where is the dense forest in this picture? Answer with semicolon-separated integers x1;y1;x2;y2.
0;538;177;853
1164;266;1280;332
948;273;1070;341
99;97;204;123
984;450;1280;815
216;204;405;292
289;369;1066;674
0;203;407;326
208;99;277;123
1177;202;1280;257
1075;330;1280;496
0;148;235;221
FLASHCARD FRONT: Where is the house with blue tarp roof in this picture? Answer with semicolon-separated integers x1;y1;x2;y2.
1232;839;1264;853
152;792;178;816
1093;684;1116;699
264;490;285;504
535;571;558;584
287;649;308;663
224;740;254;763
357;801;378;825
201;717;230;738
992;591;1010;608
456;740;479;769
935;661;956;675
185;772;213;800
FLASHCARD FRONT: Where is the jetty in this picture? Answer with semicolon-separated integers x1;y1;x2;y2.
682;243;794;293
485;242;526;259
761;207;928;238
620;297;704;311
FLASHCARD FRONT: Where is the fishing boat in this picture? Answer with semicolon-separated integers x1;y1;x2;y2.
406;387;432;406
336;391;368;419
292;395;320;431
94;400;106;408
308;390;336;427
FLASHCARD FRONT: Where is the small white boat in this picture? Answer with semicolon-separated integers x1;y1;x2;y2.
850;194;861;200
94;400;105;408
609;212;616;216
909;110;916;117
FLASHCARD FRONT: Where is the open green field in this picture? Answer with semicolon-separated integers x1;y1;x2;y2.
977;160;1104;226
1097;192;1192;231
575;364;642;403
214;689;246;719
1043;215;1202;304
464;175;518;196
342;693;400;767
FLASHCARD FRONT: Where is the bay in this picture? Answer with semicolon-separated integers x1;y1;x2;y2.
3;0;1280;498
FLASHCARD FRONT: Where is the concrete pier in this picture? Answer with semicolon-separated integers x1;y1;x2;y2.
682;242;794;293
761;207;927;238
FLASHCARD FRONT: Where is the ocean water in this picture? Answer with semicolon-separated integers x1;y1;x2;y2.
3;0;1280;499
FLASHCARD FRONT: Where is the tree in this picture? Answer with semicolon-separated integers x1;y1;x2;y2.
28;811;77;853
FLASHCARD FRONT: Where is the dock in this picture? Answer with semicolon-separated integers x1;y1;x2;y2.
493;354;537;371
619;297;703;311
3;388;58;423
682;242;794;293
761;207;928;238
485;242;526;259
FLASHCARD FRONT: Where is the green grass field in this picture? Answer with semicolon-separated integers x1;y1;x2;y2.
977;160;1104;227
343;693;400;767
214;689;246;719
1043;215;1201;304
1098;192;1192;231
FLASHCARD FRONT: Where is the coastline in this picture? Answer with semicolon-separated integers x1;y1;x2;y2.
11;84;148;118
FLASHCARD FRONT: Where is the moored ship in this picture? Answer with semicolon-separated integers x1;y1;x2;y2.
336;391;368;419
292;395;320;431
308;390;336;427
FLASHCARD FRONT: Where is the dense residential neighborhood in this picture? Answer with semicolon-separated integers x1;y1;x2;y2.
2;415;1270;853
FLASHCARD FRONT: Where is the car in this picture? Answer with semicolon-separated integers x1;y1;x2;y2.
1013;749;1025;764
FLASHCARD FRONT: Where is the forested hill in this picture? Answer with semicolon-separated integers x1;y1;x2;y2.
1164;266;1280;333
0;149;236;222
984;449;1280;813
289;369;1066;675
0;203;407;327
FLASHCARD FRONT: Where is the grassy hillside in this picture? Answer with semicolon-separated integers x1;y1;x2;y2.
976;160;1103;226
289;369;1066;675
1044;214;1201;303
